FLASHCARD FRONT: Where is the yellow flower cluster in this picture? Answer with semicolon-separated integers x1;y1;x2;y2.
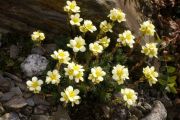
108;8;126;23
60;86;81;106
80;20;97;33
112;65;129;85
140;20;155;36
88;67;106;84
31;31;45;42
100;20;113;33
70;13;83;26
89;42;103;56
51;49;71;64
141;43;158;58
46;70;61;85
27;0;161;108
98;36;110;48
117;30;135;48
67;36;86;53
64;1;80;13
121;88;137;106
64;62;84;83
26;77;43;93
143;66;159;86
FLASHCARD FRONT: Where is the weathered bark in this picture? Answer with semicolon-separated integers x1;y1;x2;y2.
0;0;142;37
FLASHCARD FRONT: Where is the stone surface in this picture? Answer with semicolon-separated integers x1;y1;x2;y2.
31;46;45;55
0;103;5;115
15;82;29;92
34;105;49;115
33;95;50;105
10;45;19;59
0;75;12;92
160;94;173;107
4;72;22;82
0;0;142;37
10;87;23;96
142;101;167;120
21;54;48;77
26;98;35;106
31;115;52;120
130;108;144;118
4;96;27;109
0;92;16;102
0;112;20;120
44;44;57;54
53;105;71;120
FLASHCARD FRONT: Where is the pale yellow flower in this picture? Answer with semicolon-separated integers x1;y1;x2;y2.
117;30;135;48
64;62;84;81
51;49;71;64
89;42;103;56
98;36;110;48
108;8;126;23
79;20;97;33
31;31;45;42
100;20;113;33
64;1;80;13
112;64;129;85
60;86;81;107
46;70;61;85
143;66;158;86
141;43;158;58
88;67;106;84
70;13;83;26
67;36;86;52
26;77;43;93
121;88;137;106
74;71;84;83
140;21;155;36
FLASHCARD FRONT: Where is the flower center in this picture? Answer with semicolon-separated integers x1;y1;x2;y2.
32;81;39;88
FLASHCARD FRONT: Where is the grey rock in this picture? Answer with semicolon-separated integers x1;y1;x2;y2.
33;95;50;105
23;92;33;98
21;106;33;115
15;82;29;92
4;72;22;82
0;75;11;92
31;46;45;55
31;115;52;120
34;105;49;115
130;108;143;118
160;94;173;107
53;105;71;120
0;103;5;115
10;45;19;59
0;92;3;97
26;98;35;106
129;115;138;120
0;87;22;102
136;102;152;115
10;87;22;96
0;112;20;120
4;96;27;109
143;102;152;112
142;101;167;120
21;54;48;77
44;44;57;54
111;108;127;120
0;0;143;38
18;113;29;120
0;92;16;102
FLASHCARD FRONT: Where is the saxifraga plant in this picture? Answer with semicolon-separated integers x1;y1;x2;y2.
26;0;171;109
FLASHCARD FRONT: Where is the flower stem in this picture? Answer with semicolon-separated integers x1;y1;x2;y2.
55;62;61;70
